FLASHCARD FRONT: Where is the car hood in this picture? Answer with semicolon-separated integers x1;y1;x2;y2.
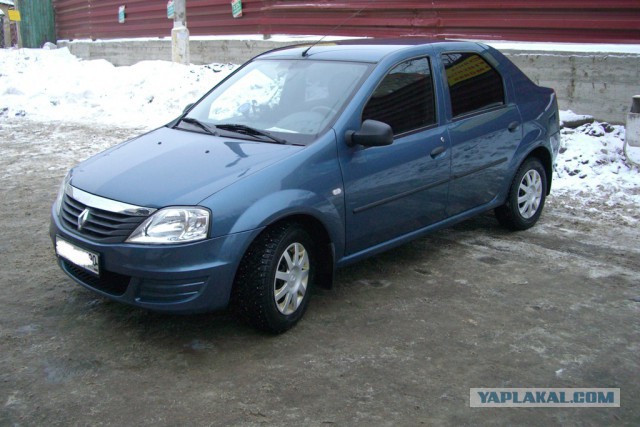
70;126;303;207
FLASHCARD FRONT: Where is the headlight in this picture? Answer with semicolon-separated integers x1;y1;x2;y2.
126;207;210;244
54;172;71;215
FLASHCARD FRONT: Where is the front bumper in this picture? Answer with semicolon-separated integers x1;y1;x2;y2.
50;206;262;313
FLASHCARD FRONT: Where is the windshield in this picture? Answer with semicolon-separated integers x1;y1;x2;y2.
185;59;372;144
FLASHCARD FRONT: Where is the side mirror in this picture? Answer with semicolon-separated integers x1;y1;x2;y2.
182;103;194;114
345;120;393;148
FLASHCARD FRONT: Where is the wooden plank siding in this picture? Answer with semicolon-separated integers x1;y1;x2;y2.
53;0;640;43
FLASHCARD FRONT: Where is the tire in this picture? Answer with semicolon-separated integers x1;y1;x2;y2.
495;157;547;231
232;222;315;334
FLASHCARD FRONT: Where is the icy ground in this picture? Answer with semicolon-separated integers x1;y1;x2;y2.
0;47;638;222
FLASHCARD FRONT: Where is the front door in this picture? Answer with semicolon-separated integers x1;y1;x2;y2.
338;57;451;255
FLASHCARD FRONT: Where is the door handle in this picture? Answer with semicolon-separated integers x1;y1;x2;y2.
430;146;446;158
508;121;520;133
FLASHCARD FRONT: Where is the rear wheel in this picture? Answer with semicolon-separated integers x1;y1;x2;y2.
232;223;315;334
495;157;547;230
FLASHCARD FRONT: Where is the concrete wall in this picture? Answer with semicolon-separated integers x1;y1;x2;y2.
504;51;639;124
57;39;299;67
58;39;640;124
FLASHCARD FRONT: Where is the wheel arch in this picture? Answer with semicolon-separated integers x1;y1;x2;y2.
277;214;335;289
525;146;553;195
238;214;336;290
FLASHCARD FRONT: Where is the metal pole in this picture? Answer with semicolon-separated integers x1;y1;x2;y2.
14;0;22;48
171;0;190;64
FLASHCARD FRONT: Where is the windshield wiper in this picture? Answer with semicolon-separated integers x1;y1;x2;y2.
216;124;287;144
176;117;218;136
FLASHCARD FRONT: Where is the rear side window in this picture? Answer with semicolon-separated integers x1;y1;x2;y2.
362;57;436;135
442;53;505;118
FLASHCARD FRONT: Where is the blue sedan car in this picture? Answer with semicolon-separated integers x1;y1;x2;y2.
51;39;560;333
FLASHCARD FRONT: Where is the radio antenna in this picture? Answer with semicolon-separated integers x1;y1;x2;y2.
302;0;377;57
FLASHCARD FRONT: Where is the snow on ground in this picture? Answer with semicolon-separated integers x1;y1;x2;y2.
484;41;640;54
0;47;638;220
60;36;640;54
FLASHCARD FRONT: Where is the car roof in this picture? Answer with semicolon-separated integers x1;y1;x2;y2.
258;39;485;63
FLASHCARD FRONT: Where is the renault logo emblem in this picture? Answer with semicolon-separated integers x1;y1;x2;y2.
77;208;91;231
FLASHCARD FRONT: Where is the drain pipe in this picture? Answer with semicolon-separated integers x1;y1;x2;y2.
625;95;640;167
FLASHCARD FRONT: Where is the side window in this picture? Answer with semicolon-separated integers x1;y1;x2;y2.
442;53;505;118
362;57;436;135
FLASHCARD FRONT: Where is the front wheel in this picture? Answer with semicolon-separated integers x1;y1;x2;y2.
232;223;315;334
495;157;547;230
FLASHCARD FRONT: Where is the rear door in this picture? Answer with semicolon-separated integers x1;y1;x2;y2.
438;51;522;216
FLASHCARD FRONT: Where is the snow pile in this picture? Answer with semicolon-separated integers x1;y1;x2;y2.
559;110;595;128
554;120;640;218
0;47;235;128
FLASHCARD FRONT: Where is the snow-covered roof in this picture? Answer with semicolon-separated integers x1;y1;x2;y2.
0;1;15;7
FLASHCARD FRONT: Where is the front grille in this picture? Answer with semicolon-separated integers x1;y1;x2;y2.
60;194;148;243
62;260;131;296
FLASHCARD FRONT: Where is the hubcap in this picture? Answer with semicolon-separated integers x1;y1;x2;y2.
273;242;310;315
517;169;543;219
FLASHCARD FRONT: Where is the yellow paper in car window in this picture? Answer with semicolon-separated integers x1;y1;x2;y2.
446;55;492;87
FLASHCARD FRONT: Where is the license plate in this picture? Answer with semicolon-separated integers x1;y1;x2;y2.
55;237;100;276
